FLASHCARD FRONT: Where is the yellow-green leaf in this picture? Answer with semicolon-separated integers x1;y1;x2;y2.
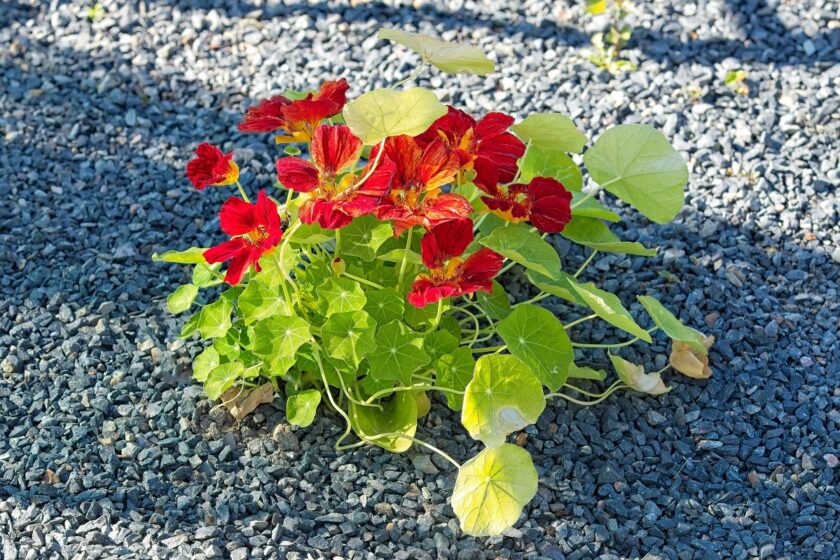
511;113;587;153
462;354;545;447
166;284;198;314
349;391;418;453
343;87;446;145
451;443;538;537
378;28;495;75
286;389;321;427
152;247;206;264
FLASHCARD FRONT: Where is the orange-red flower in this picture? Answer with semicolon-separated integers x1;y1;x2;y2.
204;190;283;285
373;135;471;236
238;78;349;143
407;219;503;308
186;143;239;190
275;124;395;229
416;107;525;192
483;176;573;233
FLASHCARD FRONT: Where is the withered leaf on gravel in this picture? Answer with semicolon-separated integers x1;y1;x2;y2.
222;382;275;422
43;469;60;484
670;334;715;379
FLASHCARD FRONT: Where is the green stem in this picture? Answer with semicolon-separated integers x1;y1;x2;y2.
515;291;551;307
363;384;464;405
392;64;426;88
570;186;602;210
574;250;599;279
472;345;505;354
511;140;531;183
282;187;294;218
563;313;597;330
546;383;627;406
396;227;414;291
363;432;461;469
572;327;659;348
342;272;384;290
313;349;354;450
425;299;444;332
235;181;250;203
334;229;341;259
563;379;623;398
354;138;386;189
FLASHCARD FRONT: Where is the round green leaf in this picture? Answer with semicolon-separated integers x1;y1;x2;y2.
193;346;220;383
518;145;583;191
511;113;587;153
204;361;244;401
192;262;222;288
167;284;198;314
250;315;312;358
475;281;512;320
583;124;688;224
637;295;707;354
238;276;293;325
363;288;405;326
561;216;657;256
568;363;607;381
340;216;393;261
197;296;233;339
496;304;573;391
366;321;430;387
462;354;545;447
320;311;377;368
349;391;418;453
525;270;586;306
435;347;475;411
378;28;495;75
317;277;367;316
451;443;538;537
286;389;321;427
479;223;562;279
343;87;447;145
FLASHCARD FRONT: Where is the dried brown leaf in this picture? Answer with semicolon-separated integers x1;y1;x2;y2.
670;334;715;379
222;382;275;422
43;469;60;484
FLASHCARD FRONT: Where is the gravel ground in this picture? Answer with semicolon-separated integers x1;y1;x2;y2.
1;1;839;559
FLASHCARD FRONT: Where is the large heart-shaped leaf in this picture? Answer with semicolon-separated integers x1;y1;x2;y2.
378;28;495;75
637;295;707;353
320;311;377;367
343;87;447;145
496;304;573;391
366;321;430;387
349;391;418;452
561;216;657;256
518;145;583;191
479;223;561;279
451;443;538;537
286;389;321;427
566;280;651;341
583;124;688;224
461;354;545;447
511;113;587;153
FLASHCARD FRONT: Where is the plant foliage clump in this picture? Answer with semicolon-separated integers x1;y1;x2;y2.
155;28;712;536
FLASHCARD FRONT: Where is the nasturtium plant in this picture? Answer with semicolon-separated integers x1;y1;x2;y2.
155;28;712;537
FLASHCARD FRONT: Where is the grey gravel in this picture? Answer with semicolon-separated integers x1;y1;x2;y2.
1;1;839;559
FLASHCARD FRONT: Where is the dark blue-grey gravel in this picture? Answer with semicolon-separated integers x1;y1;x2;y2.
1;1;838;559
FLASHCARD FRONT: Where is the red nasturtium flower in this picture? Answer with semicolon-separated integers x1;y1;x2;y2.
186;143;239;190
238;78;350;143
483;176;573;233
276;124;395;229
373;135;472;236
417;106;526;192
407;218;503;308
204;190;283;285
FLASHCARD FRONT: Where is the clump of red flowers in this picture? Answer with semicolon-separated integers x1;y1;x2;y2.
184;79;574;306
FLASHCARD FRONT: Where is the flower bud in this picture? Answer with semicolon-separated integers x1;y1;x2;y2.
331;257;346;276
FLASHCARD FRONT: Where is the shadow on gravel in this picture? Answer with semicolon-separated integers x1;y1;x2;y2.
1;4;838;559
152;0;838;67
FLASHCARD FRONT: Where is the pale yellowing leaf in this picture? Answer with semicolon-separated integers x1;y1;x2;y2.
670;334;715;379
451;443;538;537
609;354;670;395
343;87;447;145
378;28;495;75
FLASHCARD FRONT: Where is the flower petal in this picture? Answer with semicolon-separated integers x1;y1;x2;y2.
311;124;363;176
407;277;460;308
527;177;573;233
420;218;474;269
239;96;291;133
276;157;320;193
204;238;247;264
255;190;283;245
224;248;257;285
458;248;503;293
219;196;258;236
313;77;350;107
417;139;460;190
475;112;515;138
